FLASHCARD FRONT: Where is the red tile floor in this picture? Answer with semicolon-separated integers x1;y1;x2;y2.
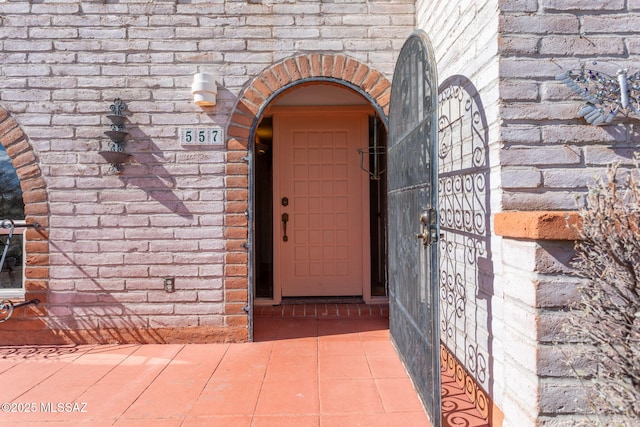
0;304;487;426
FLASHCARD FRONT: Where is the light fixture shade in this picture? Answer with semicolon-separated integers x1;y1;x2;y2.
192;72;217;107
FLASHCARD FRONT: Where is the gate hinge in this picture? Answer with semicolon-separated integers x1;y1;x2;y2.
241;242;249;249
242;305;250;313
241;156;250;162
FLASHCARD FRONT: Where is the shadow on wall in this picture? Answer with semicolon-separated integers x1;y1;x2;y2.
1;244;166;345
39;103;233;344
37;118;230;344
43;239;166;345
438;75;496;424
26;118;202;344
0;96;236;344
122;125;195;220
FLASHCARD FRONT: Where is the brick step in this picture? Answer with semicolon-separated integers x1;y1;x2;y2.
254;303;389;318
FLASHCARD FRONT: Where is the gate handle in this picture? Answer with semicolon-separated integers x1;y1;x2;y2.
416;209;439;246
281;213;289;242
416;231;429;246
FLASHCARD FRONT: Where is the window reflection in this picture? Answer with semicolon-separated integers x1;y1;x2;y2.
1;234;23;290
0;145;24;220
0;144;25;291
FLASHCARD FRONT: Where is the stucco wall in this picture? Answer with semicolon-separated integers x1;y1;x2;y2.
0;0;414;343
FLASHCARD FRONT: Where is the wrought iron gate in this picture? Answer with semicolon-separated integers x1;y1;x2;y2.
388;30;440;426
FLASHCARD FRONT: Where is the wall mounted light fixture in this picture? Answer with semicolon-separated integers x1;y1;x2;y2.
98;98;131;173
192;72;217;107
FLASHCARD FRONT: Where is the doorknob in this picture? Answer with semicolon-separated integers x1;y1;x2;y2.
281;213;289;242
416;229;441;246
416;208;439;246
416;230;429;245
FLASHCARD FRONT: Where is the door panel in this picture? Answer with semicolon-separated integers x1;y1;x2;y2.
274;112;369;297
388;30;441;427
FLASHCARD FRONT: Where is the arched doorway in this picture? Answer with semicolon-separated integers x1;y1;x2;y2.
226;54;392;335
254;84;388;304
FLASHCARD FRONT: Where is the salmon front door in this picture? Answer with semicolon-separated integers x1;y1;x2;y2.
273;108;370;298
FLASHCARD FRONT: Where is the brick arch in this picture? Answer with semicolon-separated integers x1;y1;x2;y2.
228;53;391;146
0;107;50;328
223;54;391;336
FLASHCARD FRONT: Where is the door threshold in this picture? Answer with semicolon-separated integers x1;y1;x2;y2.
254;300;389;318
281;296;364;305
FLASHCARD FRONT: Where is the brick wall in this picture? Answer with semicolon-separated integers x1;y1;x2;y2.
0;0;414;343
417;0;640;425
498;1;640;426
499;0;640;208
2;0;631;423
0;110;50;336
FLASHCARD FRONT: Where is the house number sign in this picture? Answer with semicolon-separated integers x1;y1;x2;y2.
179;127;224;145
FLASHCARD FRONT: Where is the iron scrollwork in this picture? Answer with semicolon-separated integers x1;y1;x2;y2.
438;76;492;392
388;30;441;426
441;345;491;424
0;299;40;323
1;219;40;322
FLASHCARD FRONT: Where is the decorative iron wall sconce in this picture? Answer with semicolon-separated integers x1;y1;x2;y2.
556;61;640;125
98;98;131;173
192;72;217;107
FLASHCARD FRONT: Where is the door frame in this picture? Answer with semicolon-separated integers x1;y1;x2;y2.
264;105;373;305
228;61;393;342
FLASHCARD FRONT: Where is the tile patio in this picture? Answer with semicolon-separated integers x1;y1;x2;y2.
0;305;486;426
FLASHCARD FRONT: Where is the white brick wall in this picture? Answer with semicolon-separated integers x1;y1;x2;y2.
416;0;639;425
500;1;640;204
499;1;640;424
1;0;632;424
417;0;512;422
0;0;414;335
